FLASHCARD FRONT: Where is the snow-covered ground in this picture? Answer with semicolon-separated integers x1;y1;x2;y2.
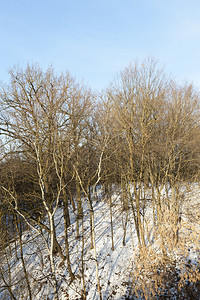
0;184;199;299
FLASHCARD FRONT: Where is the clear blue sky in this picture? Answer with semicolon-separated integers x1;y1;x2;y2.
1;0;200;90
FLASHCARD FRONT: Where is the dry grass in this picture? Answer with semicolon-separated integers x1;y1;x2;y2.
131;206;200;299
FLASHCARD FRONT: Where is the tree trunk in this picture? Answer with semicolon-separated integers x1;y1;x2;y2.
76;177;82;238
81;217;86;299
63;192;74;281
122;211;128;246
52;216;65;260
63;188;70;228
134;183;145;247
14;214;32;300
128;183;141;247
90;207;102;300
49;214;59;300
64;222;75;282
88;187;94;249
109;184;114;251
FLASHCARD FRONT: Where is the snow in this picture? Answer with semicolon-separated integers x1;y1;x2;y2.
0;185;200;299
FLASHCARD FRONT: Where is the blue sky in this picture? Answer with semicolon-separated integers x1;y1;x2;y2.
1;0;200;90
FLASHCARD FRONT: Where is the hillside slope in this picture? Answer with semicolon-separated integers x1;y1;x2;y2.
0;185;200;299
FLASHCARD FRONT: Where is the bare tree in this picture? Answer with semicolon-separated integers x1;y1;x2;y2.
107;58;167;248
